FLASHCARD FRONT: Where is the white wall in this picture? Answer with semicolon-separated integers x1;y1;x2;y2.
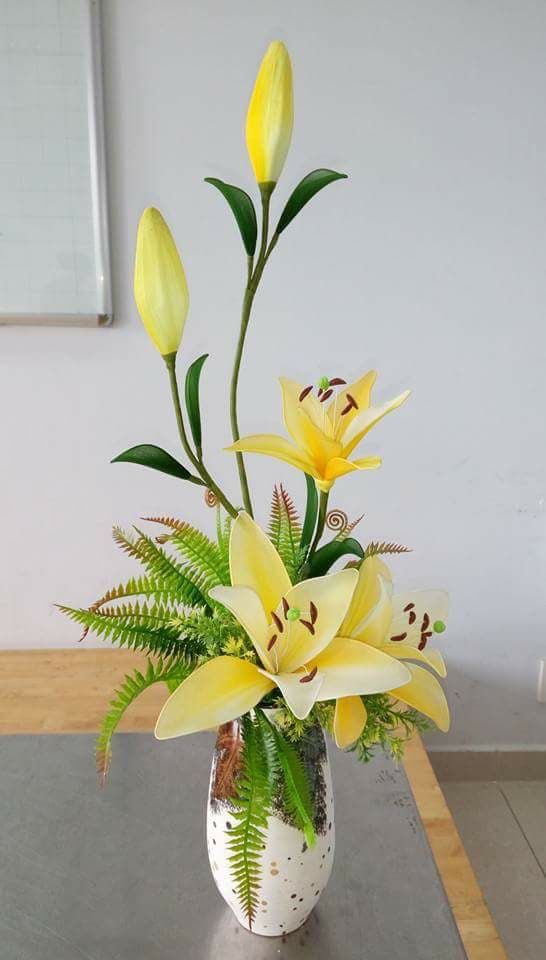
1;0;545;749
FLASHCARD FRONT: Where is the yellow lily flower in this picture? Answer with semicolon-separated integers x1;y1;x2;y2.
228;373;410;492
155;514;410;739
246;41;293;188
134;207;189;357
332;555;450;748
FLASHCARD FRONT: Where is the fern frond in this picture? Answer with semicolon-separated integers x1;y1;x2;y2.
77;576;177;641
112;526;210;608
337;513;365;540
58;605;184;658
268;484;303;579
143;516;229;590
216;508;232;582
96;656;193;784
227;714;272;929
259;712;316;848
363;541;412;560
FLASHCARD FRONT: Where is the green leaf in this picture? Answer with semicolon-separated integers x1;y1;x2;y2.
259;713;316;848
307;536;364;577
300;474;318;555
275;168;348;235
184;354;208;456
205;178;258;256
111;444;201;484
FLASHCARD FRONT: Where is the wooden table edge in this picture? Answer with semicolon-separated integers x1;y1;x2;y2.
0;649;507;960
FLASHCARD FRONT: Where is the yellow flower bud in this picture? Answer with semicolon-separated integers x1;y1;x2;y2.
134;207;189;357
246;41;293;188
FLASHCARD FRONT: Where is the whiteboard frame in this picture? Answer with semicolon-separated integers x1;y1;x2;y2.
0;0;113;328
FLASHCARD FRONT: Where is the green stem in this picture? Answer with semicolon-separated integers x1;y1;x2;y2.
229;184;279;517
165;353;237;518
309;490;329;557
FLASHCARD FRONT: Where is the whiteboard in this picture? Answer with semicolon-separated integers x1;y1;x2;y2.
0;0;111;326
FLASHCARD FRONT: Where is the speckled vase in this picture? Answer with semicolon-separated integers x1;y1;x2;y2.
207;718;335;937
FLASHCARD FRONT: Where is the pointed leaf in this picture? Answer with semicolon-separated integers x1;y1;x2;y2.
276;169;348;235
307;536;364;577
300;473;318;555
205;178;258;256
184;353;208;456
111;444;201;484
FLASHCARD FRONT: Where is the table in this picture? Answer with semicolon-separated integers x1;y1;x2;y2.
0;733;467;959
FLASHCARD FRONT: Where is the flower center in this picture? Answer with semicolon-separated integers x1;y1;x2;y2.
433;620;446;633
286;607;301;622
318;375;330;391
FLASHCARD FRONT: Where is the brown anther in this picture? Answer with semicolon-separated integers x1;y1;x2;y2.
282;597;290;618
299;385;313;402
421;613;430;632
299;666;318;684
340;393;358;416
309;601;318;625
328;378;347;387
271;611;284;633
403;603;415;612
408;610;417;625
418;632;432;650
320;388;333;403
390;632;408;642
317;387;323;397
299;619;315;635
267;635;278;651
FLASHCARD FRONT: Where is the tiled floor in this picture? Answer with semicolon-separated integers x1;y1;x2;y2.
443;781;546;960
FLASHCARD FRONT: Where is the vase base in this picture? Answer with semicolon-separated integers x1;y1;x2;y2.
235;909;312;938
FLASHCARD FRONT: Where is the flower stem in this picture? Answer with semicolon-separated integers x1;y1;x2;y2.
309;490;329;557
229;184;278;517
165;353;238;518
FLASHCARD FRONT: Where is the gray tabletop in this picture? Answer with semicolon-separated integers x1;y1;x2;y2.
0;734;466;959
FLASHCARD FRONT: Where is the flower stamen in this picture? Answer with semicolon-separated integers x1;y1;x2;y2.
299;666;318;684
271;610;284;633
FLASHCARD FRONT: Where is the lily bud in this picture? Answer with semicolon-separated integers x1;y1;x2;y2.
246;41;293;190
134;207;189;357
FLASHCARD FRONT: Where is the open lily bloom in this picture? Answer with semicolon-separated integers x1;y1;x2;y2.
333;555;450;748
227;373;410;492
155;514;410;739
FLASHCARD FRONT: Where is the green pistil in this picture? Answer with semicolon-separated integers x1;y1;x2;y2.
286;607;301;622
433;620;446;634
318;375;330;391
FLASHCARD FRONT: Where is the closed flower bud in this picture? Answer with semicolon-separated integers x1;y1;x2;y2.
246;41;293;189
134;207;189;357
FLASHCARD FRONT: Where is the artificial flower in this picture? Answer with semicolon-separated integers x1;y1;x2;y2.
227;373;410;492
246;41;293;187
333;555;450;748
134;207;189;357
155;513;409;739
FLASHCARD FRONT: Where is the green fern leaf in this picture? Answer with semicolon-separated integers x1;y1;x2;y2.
143;516;229;589
227;714;272;929
96;656;193;783
113;526;210;608
216;508;232;582
267;485;303;580
259;712;316;848
58;605;185;658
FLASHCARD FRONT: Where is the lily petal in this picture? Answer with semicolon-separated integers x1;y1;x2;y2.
349;573;393;647
260;667;323;719
324;455;382;482
382;641;447;678
312;636;411;699
333;696;368;749
155;657;274;739
228;433;317;477
280;378;341;467
342;390;411;457
340;554;391;638
228;512;291;616
209;583;274;670
390;663;450;732
276;569;358;672
329;370;377;439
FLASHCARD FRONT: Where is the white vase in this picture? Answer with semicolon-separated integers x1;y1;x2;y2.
207;719;335;937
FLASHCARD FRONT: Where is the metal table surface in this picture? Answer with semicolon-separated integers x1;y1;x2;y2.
0;734;467;959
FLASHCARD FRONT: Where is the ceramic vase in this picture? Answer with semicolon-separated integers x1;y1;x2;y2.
206;718;335;937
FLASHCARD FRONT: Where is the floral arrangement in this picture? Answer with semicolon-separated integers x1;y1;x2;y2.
61;41;449;927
